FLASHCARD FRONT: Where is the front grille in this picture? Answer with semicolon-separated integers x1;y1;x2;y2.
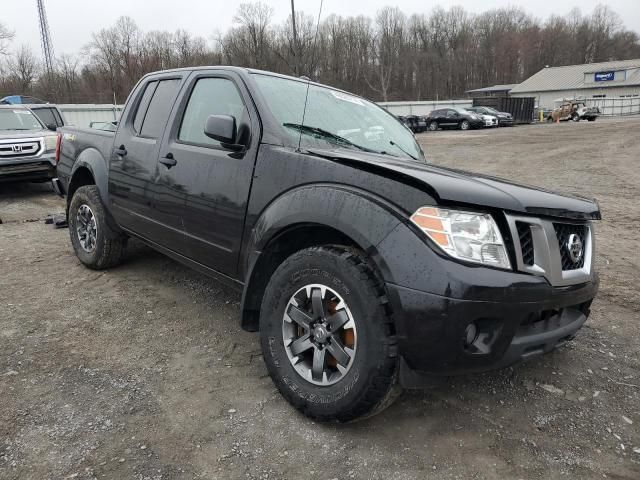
0;140;41;159
554;223;587;270
516;222;535;266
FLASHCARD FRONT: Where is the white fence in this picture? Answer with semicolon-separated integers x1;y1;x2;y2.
378;99;472;116
58;104;124;128
585;97;640;116
54;100;471;128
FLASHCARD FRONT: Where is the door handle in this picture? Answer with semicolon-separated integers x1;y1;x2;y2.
114;145;127;156
159;153;177;168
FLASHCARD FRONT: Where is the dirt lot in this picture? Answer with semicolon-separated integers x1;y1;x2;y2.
1;117;639;480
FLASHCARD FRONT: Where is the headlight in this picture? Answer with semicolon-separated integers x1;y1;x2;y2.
410;207;511;269
43;135;57;151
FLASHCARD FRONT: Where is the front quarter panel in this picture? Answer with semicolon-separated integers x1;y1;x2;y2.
245;184;402;280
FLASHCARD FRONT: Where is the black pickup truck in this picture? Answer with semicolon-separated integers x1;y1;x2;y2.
53;67;600;422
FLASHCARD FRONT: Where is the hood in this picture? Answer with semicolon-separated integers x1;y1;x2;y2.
306;147;600;221
0;129;53;139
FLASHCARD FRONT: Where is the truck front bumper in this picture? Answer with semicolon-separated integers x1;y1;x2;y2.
386;274;598;379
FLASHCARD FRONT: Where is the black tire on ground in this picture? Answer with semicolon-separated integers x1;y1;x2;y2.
587;117;596;122
572;113;580;122
428;121;439;131
68;185;126;270
460;120;470;130
259;245;399;422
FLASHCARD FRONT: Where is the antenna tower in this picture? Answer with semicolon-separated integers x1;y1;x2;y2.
36;0;55;75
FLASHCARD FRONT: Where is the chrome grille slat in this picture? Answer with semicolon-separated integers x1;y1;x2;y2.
505;213;594;287
0;139;42;159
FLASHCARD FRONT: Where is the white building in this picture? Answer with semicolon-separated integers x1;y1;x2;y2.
510;59;640;113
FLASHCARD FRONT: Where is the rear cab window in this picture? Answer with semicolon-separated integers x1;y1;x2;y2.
130;78;181;138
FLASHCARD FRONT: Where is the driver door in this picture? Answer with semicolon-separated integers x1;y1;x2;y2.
153;70;259;276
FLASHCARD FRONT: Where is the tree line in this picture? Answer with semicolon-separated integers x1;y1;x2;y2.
1;3;639;104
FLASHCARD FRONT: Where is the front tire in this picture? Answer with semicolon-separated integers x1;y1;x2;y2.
68;185;125;270
259;246;399;422
460;120;470;130
428;121;439;131
572;113;580;122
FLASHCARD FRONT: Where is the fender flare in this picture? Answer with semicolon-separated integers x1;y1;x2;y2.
70;147;110;206
68;148;121;232
239;184;406;328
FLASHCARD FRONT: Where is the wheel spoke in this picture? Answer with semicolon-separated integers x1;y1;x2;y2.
290;334;314;357
286;304;312;330
311;347;327;381
327;310;349;332
327;338;351;367
311;288;325;320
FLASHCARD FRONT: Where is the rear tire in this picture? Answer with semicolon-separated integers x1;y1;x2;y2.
572;113;580;122
68;185;125;270
259;245;399;422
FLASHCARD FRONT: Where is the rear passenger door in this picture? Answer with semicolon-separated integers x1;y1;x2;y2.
153;70;259;276
108;75;185;240
444;109;460;128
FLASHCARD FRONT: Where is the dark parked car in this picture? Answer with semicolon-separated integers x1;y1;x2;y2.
53;67;600;422
0;105;60;182
396;115;426;133
426;107;485;131
467;106;514;126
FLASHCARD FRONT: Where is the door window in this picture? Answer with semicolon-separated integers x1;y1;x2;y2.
178;77;246;148
138;79;181;138
132;81;157;133
32;107;63;127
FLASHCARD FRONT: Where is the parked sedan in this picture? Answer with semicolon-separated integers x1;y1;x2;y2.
426;107;485;131
467;106;514;126
465;109;498;127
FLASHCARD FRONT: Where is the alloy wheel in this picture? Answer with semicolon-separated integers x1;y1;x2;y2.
282;284;357;386
76;204;98;253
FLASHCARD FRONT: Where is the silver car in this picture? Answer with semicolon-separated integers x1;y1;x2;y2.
0;105;59;182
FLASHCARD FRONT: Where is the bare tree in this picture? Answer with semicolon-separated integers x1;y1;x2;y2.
367;7;406;101
6;45;39;92
3;3;639;103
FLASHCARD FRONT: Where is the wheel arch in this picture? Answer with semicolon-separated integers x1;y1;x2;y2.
239;185;403;331
67;148;119;233
67;148;109;206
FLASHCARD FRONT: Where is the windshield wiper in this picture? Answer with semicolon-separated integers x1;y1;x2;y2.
283;123;382;154
389;140;418;161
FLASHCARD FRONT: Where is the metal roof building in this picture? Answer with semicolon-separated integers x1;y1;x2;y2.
465;84;517;97
510;59;640;109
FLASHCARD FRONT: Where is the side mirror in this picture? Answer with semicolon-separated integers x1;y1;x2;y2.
46;123;57;131
204;114;236;144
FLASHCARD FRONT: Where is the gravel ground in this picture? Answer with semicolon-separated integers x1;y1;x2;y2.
1;117;639;480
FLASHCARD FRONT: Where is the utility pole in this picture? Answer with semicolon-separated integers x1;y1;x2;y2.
36;0;55;77
290;0;298;75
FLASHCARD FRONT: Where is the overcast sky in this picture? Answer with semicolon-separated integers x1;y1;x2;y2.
3;0;639;58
